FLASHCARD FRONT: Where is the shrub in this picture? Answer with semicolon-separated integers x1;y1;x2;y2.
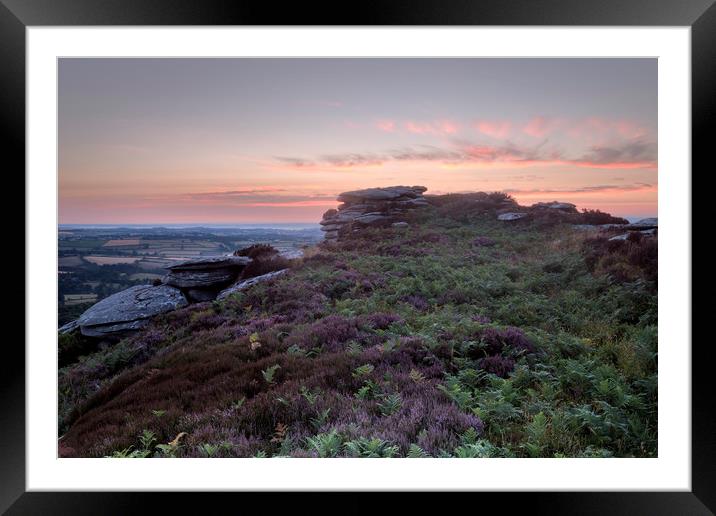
478;355;516;378
58;332;97;368
582;235;657;285
235;243;279;259
580;209;629;225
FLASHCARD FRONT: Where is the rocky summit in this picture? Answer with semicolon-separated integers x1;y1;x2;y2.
320;185;429;241
74;284;188;338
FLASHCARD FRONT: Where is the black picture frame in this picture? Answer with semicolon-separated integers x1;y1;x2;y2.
4;0;712;512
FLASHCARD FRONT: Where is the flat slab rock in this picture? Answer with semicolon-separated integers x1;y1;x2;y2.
166;256;251;271
337;185;427;203
625;217;658;229
77;284;188;337
163;255;251;289
217;269;288;300
163;267;240;289
498;212;528;221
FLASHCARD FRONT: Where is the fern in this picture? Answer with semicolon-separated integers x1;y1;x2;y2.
305;430;343;457
355;379;379;400
300;386;319;405
453;440;503;458
408;369;426;383
344;437;399;458
310;408;331;430
262;364;281;384
198;443;219;457
352;364;375;378
407;444;429;458
347;342;363;355
377;393;402;416
249;332;261;350
287;344;306;356
230;397;246;410
138;429;157;451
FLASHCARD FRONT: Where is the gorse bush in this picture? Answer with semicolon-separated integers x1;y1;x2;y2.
59;195;657;458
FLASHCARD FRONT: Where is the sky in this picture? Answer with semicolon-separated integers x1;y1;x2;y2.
58;58;657;223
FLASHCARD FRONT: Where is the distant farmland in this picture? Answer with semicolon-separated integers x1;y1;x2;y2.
102;239;141;247
63;293;97;306
84;256;141;265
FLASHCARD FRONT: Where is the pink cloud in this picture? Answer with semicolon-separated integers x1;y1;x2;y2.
568;117;648;142
403;119;459;135
523;116;561;138
376;119;396;132
277;138;656;171
475;120;512;139
436;119;460;134
404;121;436;135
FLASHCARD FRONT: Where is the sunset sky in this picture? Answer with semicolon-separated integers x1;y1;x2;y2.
59;58;657;224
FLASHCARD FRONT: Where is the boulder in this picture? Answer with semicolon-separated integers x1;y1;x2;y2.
320;186;429;242
609;229;656;241
498;212;528;221
216;269;289;300
162;255;251;297
625;217;658;230
163;267;240;289
392;221;409;229
279;248;304;260
77;284;188;337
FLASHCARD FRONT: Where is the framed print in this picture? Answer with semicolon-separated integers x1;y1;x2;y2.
4;0;713;512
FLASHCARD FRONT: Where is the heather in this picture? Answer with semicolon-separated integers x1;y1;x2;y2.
58;196;657;458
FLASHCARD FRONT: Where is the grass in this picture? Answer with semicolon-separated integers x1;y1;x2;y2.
58;196;657;458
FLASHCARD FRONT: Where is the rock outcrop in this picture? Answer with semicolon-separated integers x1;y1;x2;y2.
625;217;658;230
498;212;528;221
531;201;577;212
216;269;288;300
162;255;251;302
60;248;298;338
75;284;188;337
320;185;429;241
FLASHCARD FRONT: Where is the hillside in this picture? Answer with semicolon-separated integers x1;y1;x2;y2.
58;189;657;458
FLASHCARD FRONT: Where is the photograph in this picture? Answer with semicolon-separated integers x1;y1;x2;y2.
55;57;659;459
